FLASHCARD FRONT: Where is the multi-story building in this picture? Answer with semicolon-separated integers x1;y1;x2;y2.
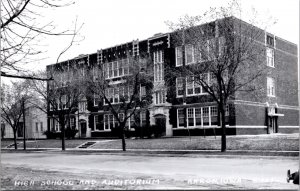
46;16;298;138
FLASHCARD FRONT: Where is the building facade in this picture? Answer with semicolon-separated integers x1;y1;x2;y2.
2;107;47;139
46;17;299;138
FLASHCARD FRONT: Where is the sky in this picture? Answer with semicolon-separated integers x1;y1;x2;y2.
13;0;300;73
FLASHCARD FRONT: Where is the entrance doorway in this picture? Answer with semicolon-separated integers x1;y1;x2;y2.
80;120;87;138
268;117;278;134
154;114;166;136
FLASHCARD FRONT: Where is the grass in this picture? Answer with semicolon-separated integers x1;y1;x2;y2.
1;133;299;151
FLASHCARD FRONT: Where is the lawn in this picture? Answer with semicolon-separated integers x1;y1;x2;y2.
1;133;298;151
91;134;299;151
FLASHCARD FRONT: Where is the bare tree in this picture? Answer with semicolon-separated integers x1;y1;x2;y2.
1;82;31;149
0;0;82;72
166;1;271;151
86;53;153;151
28;66;85;150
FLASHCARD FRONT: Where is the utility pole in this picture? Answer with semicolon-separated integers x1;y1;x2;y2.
22;97;26;150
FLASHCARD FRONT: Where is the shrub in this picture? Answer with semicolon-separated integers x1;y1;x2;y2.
43;130;58;139
65;128;78;139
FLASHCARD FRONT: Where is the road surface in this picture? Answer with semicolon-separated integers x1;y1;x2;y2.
1;151;298;190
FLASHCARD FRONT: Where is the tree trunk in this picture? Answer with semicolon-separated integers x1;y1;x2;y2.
60;116;65;151
13;129;17;150
120;123;126;151
220;103;226;152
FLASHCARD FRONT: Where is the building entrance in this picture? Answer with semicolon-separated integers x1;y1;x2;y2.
154;114;166;136
80;120;87;138
268;117;278;134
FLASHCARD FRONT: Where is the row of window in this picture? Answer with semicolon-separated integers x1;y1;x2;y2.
103;85;147;105
176;106;229;128
50;118;75;132
94;112;147;131
176;73;211;97
103;58;130;79
176;37;226;66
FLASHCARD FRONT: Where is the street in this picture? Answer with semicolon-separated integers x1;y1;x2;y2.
1;151;299;190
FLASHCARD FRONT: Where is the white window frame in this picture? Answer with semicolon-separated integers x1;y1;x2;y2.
154;90;166;105
40;122;43;132
266;47;274;67
187;108;195;127
267;77;275;97
140;85;146;98
176;77;184;97
153;50;164;82
175;46;183;67
177;108;185;128
185;44;195;65
94;94;99;106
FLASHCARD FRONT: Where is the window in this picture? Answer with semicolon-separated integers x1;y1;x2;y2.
202;107;209;126
130;115;136;129
104;115;109;130
109;114;114;129
93;115;101;130
210;106;218;126
266;47;274;67
123;59;129;75
114;88;119;103
153;50;164;82
175;46;183;66
200;40;209;61
61;95;67;109
119;86;129;102
103;114;116;130
267;77;275;97
140;86;146;98
140;111;147;127
176;77;184;96
210;106;218;117
266;35;274;47
155;90;166;105
94;94;100;106
54;120;59;132
119;113;124;123
79;101;87;112
49;119;53;131
200;73;209;93
1;124;5;136
177;109;185;127
108;62;113;78
185;44;195;64
17;122;23;137
187;108;194;127
70;118;75;129
218;36;226;56
40;122;43;131
36;122;39;132
225;105;229;116
194;80;201;94
153;50;163;63
186;76;194;95
49;103;53;111
113;61;118;77
195;108;202;126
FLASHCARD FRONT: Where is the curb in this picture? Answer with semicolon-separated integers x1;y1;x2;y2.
1;148;299;157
